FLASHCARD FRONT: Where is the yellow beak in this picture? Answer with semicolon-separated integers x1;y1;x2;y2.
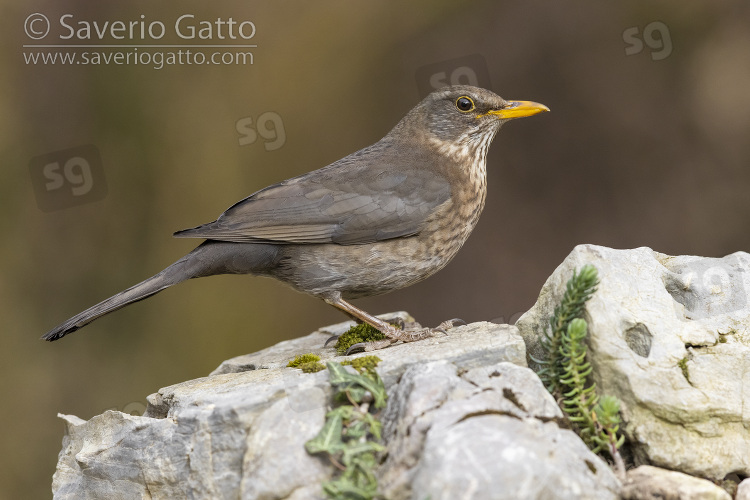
478;100;550;120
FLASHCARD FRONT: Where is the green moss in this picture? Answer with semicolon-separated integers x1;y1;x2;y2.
335;323;388;355
342;355;382;374
678;357;690;381
299;361;326;373
288;353;321;368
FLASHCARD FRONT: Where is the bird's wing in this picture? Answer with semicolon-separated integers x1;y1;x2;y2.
174;145;451;245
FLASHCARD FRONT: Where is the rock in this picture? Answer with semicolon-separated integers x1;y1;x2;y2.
210;312;527;388
210;311;415;376
54;372;332;500
737;478;750;500
378;360;620;500
56;316;581;499
516;245;750;480
56;242;750;498
621;465;731;500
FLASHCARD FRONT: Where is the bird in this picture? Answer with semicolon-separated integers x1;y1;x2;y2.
41;85;549;352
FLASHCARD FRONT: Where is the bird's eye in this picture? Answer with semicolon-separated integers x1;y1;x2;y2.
455;96;475;113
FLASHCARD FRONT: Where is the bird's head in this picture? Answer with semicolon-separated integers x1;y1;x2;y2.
395;85;549;156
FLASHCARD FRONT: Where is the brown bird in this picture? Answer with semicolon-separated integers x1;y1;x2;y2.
42;86;548;352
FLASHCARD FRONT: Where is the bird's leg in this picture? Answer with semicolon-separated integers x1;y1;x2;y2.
322;309;408;347
323;309;364;347
324;294;466;353
325;296;401;351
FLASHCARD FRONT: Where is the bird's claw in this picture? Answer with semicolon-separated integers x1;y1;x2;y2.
323;335;339;347
345;342;367;355
432;318;467;333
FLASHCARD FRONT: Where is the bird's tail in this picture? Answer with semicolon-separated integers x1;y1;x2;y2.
41;241;279;341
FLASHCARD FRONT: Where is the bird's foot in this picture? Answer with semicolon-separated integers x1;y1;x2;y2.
324;315;412;348
344;318;466;355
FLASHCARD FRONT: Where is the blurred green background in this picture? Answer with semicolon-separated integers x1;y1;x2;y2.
2;1;749;497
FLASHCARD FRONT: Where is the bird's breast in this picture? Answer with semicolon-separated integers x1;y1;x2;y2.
422;161;487;259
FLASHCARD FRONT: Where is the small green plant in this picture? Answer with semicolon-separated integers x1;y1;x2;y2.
560;319;625;457
535;264;599;395
305;358;386;499
592;395;625;457
335;323;388;355
533;265;625;475
288;353;326;373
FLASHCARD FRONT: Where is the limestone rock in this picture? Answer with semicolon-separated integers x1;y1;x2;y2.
621;465;731;500
378;360;620;500
737;478;750;500
516;245;750;480
211;312;527;388
57;317;594;499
